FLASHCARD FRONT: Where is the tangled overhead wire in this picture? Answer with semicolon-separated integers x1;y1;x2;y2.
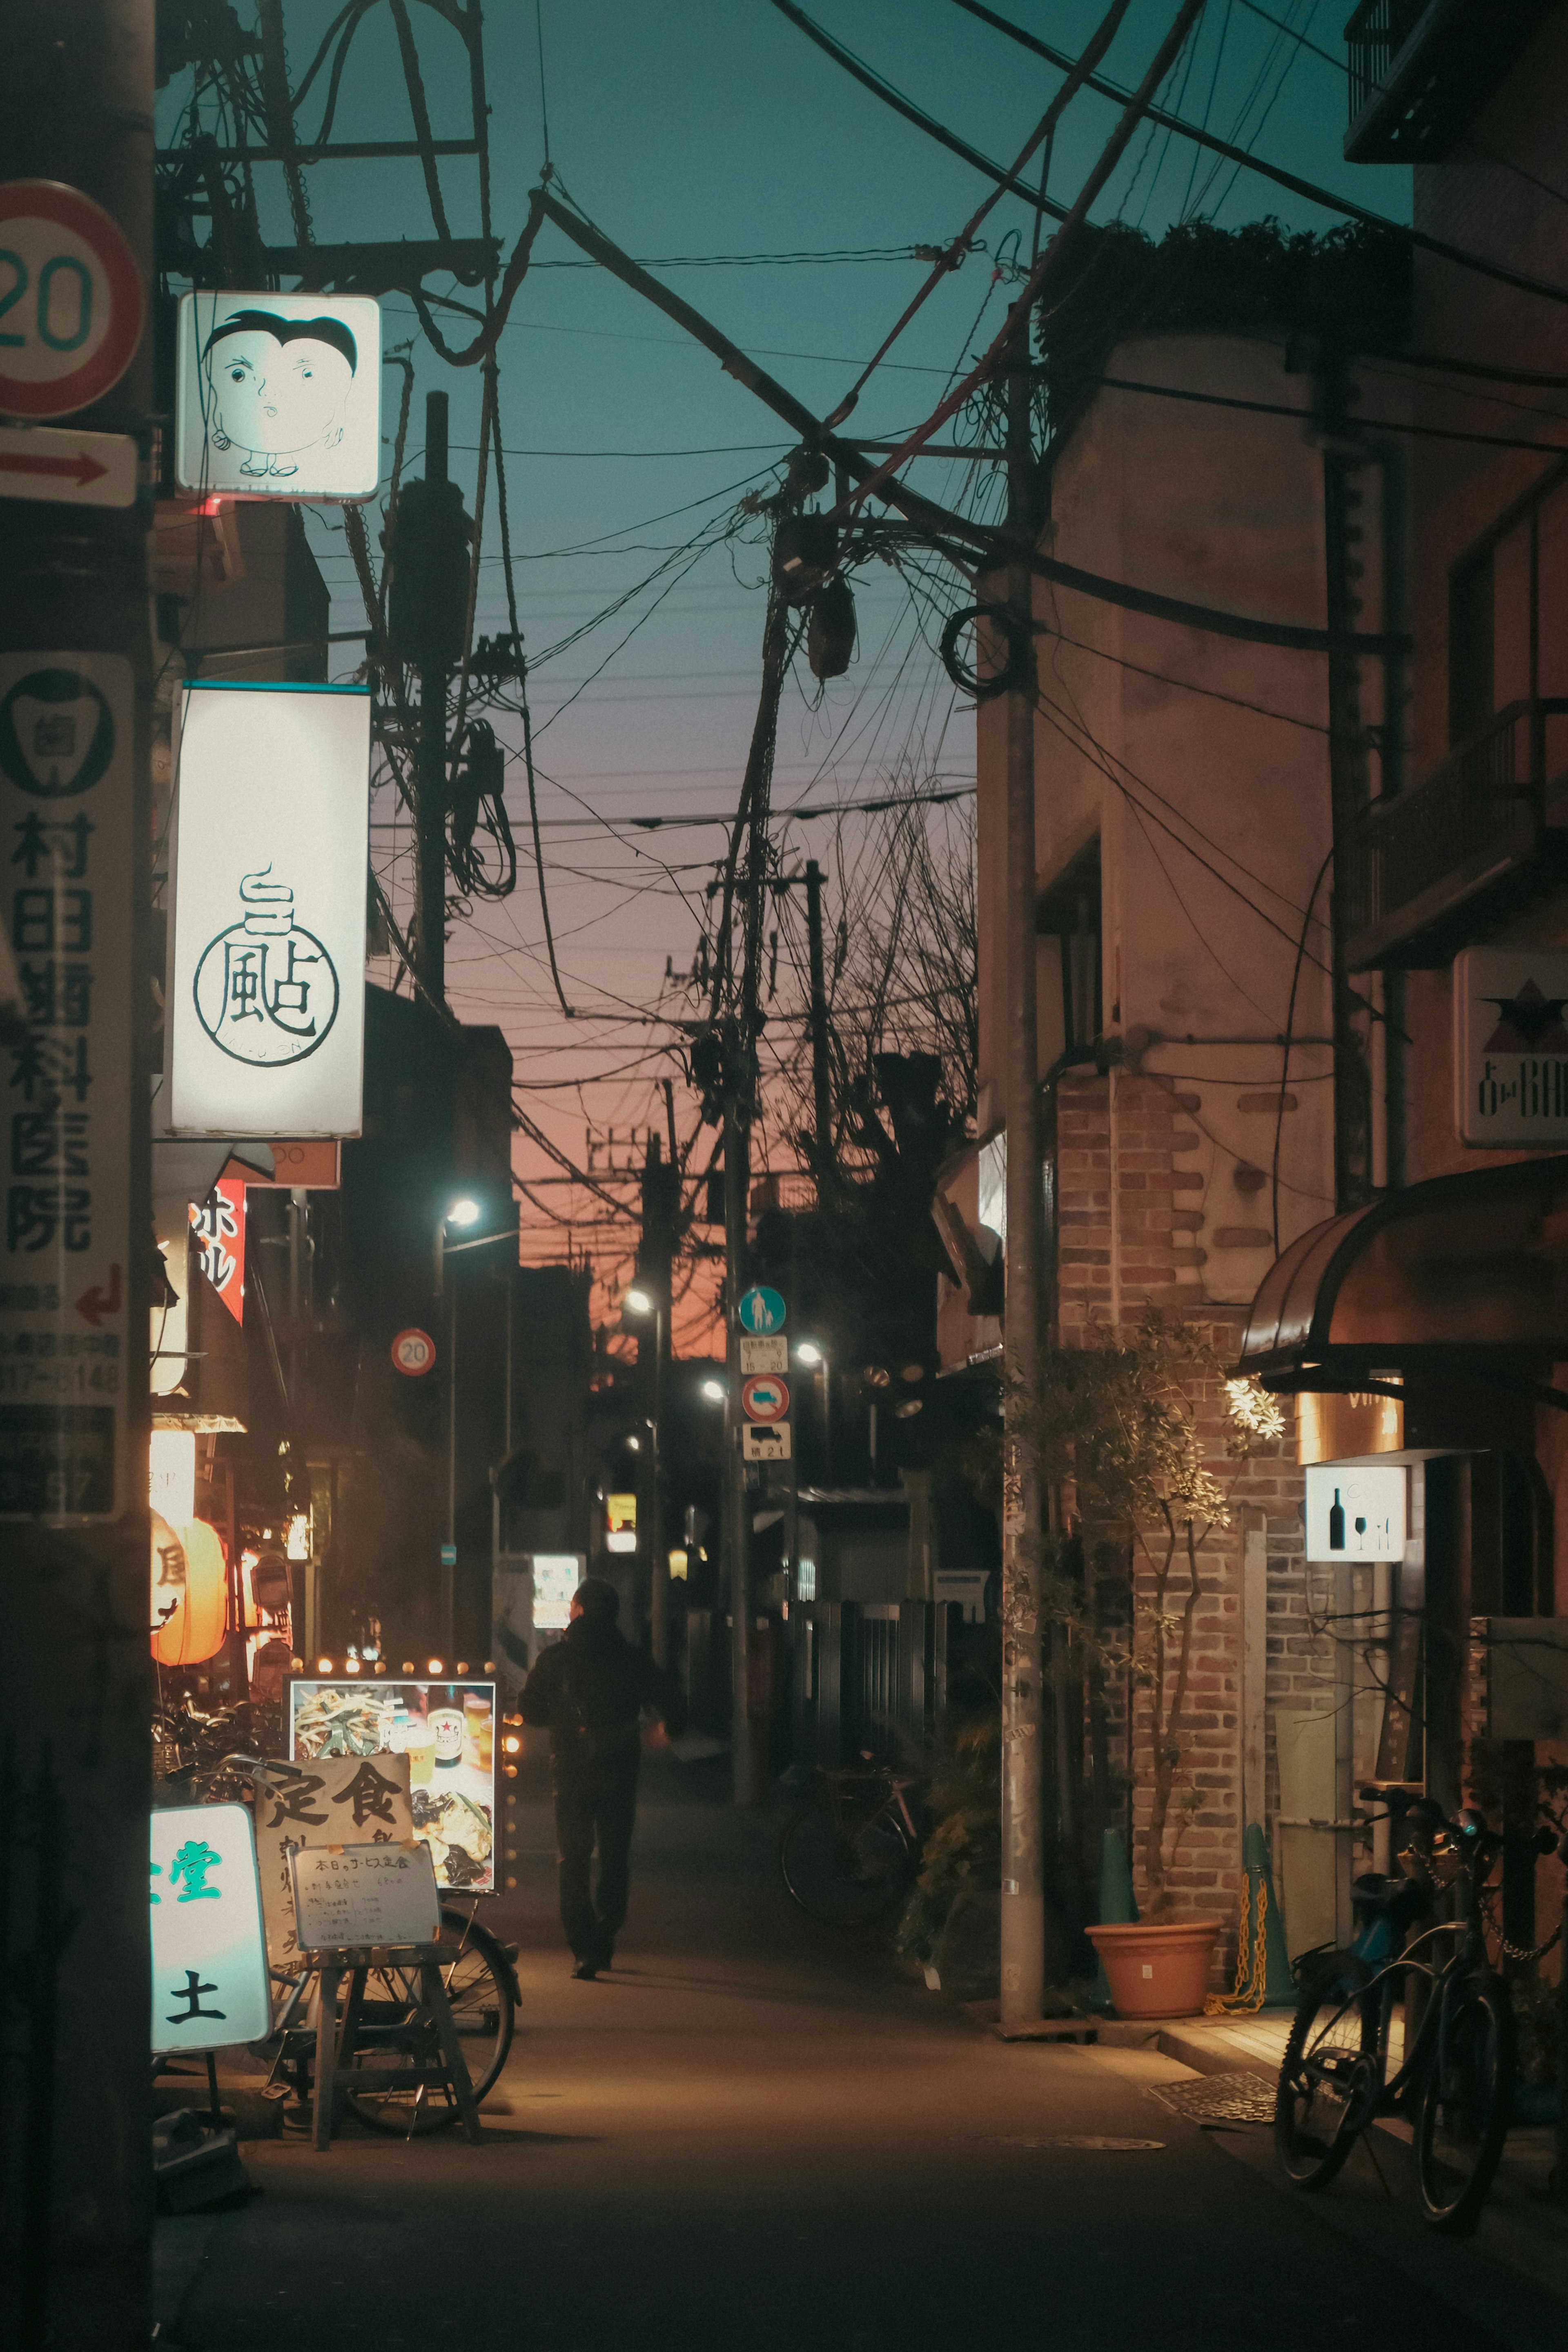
446;717;517;898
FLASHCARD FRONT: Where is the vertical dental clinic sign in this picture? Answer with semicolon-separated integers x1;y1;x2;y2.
0;654;134;1520
1454;947;1568;1147
168;681;370;1138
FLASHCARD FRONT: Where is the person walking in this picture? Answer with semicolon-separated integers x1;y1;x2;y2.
520;1578;687;1978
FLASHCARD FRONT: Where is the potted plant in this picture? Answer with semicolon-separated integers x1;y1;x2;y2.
1020;1312;1284;2017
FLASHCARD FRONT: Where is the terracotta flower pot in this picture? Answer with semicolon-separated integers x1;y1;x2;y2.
1085;1916;1222;2018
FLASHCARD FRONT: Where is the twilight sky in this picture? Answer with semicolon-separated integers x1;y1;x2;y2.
159;1;1410;1350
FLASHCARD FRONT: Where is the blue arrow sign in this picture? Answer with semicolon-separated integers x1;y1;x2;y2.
737;1284;786;1335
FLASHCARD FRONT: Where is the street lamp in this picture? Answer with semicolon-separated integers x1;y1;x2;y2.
795;1339;832;1480
701;1377;726;1404
432;1195;513;1655
621;1285;667;1665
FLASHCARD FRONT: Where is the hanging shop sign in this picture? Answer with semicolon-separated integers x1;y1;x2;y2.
288;1678;497;1896
174;290;381;501
191;1175;245;1323
150;1802;271;2054
151;1514;229;1666
0;650;134;1522
149;1427;196;1527
1453;947;1568;1148
252;1750;414;1971
167;680;370;1139
1304;1462;1406;1561
0;180;145;420
605;1493;637;1553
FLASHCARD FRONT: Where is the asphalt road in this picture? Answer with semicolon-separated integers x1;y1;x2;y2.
164;1757;1566;2352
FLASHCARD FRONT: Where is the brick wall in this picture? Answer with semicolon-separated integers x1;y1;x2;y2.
1053;1068;1330;1973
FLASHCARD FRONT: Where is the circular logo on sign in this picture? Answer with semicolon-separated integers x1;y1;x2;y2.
391;1327;436;1376
192;865;339;1067
0;666;114;796
741;1373;790;1423
0;179;146;419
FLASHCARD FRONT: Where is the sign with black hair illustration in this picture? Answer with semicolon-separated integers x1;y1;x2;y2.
174;291;381;500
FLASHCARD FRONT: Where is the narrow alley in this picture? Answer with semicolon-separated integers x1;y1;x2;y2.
158;1759;1563;2352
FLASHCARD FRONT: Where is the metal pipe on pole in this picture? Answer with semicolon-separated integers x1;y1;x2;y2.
999;310;1047;2030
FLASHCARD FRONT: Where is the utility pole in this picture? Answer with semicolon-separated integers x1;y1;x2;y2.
724;575;792;1806
637;1130;679;1665
388;388;470;1008
999;311;1047;2031
804;857;834;1184
0;6;155;2345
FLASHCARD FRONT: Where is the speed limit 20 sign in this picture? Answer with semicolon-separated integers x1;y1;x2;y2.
391;1327;436;1377
0;181;145;419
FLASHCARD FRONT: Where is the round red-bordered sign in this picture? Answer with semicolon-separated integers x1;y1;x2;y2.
740;1372;790;1424
0;180;146;420
391;1326;437;1377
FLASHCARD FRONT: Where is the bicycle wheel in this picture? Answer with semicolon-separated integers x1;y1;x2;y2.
1274;1951;1378;2190
342;1910;515;2135
1413;1976;1515;2233
778;1797;917;1928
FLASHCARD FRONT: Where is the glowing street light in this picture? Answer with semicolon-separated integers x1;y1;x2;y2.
623;1284;654;1316
446;1196;481;1228
794;1340;823;1366
701;1377;726;1404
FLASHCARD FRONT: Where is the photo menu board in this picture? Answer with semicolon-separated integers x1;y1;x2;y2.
287;1678;497;1894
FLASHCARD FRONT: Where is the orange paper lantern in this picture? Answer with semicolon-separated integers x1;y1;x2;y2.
151;1515;228;1665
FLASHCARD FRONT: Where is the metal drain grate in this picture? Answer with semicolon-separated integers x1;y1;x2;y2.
1149;2070;1276;2124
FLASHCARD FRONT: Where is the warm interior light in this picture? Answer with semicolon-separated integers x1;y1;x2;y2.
502;1734;522;1754
456;1660;470;1674
402;1660;415;1674
427;1657;444;1674
290;1656;303;1673
668;1548;689;1581
317;1656;332;1673
345;1656;361;1673
446;1197;481;1228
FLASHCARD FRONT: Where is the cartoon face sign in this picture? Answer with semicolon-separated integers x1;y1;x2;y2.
175;292;381;500
203;310;356;479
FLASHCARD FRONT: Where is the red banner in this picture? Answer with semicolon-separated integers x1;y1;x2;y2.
191;1177;246;1323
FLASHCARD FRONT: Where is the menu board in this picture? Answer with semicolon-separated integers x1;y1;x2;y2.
288;1678;497;1894
252;1750;413;1971
289;1839;439;1951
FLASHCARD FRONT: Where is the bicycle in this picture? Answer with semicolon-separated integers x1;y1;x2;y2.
777;1753;924;1929
154;1746;519;2136
1274;1788;1561;2232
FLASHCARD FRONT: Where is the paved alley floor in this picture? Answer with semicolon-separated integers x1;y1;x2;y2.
165;1760;1566;2352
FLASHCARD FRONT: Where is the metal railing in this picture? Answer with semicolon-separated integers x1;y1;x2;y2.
1344;699;1568;958
1345;0;1433;120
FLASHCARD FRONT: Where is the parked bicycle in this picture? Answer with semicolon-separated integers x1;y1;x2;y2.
1274;1787;1562;2232
778;1753;925;1929
154;1742;519;2134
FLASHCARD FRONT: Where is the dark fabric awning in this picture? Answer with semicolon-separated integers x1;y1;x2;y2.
1237;1154;1568;1390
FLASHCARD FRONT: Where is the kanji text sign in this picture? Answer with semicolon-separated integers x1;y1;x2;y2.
174;291;381;501
1454;947;1568;1147
252;1752;413;1970
0;652;134;1521
290;1840;440;1951
150;1803;271;2053
742;1423;792;1462
168;681;370;1138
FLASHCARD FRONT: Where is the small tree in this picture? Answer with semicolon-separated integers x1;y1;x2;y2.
1018;1313;1284;1917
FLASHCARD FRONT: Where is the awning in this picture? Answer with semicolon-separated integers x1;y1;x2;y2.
1237;1154;1568;1391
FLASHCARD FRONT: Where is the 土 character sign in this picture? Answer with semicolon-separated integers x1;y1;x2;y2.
192;865;339;1067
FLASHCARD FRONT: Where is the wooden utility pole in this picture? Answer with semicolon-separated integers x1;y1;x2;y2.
724;581;791;1805
999;311;1047;2031
804;857;834;1180
388;389;470;1008
0;6;155;2343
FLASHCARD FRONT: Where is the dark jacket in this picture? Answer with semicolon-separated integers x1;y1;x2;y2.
520;1616;688;1777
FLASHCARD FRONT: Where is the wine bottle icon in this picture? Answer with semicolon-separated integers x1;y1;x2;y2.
1328;1488;1345;1551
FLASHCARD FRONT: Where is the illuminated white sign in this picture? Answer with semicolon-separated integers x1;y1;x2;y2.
167;681;370;1138
1304;1463;1406;1561
150;1802;271;2053
1454;947;1568;1147
149;1427;196;1526
174;291;381;502
531;1554;581;1632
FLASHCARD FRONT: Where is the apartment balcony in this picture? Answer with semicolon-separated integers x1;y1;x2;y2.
1343;700;1568;969
1344;0;1553;162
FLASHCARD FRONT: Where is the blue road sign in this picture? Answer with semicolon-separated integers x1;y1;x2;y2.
736;1284;786;1335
